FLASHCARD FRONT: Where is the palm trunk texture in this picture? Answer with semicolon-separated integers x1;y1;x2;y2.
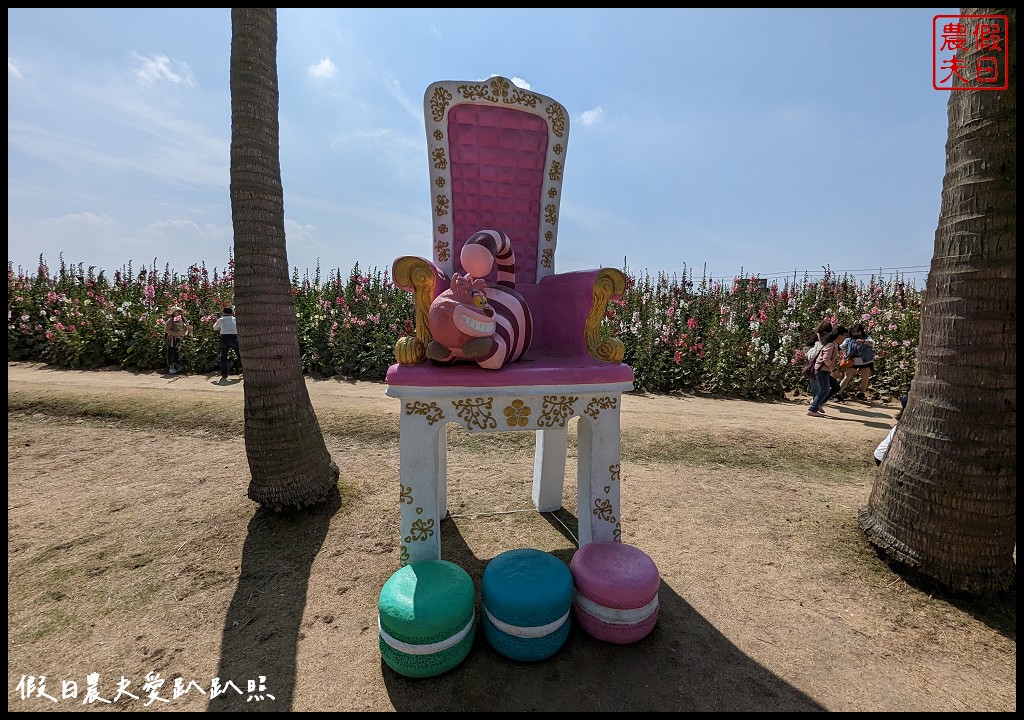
230;8;339;511
860;8;1015;594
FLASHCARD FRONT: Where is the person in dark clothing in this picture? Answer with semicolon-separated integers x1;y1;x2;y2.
212;306;242;381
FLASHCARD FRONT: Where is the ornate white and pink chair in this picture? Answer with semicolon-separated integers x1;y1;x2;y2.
387;77;634;565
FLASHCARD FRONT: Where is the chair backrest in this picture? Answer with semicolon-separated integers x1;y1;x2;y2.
423;77;569;287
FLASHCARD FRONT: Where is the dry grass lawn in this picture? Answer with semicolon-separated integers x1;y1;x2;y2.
6;362;1016;712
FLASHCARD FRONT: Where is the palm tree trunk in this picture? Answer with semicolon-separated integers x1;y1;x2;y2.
230;8;339;510
860;8;1015;594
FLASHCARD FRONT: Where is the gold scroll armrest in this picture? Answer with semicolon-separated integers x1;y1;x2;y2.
586;268;627;362
536;267;627;363
392;256;447;365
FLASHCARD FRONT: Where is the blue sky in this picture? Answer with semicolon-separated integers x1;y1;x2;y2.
8;8;956;287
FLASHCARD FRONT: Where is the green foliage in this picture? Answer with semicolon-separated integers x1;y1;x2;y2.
292;261;415;380
8;254;921;399
604;264;920;399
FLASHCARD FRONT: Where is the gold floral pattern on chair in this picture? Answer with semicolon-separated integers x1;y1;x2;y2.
592;497;616;523
544;203;558;226
405;518;436;543
538;395;578;428
507;86;540;109
546;103;567;137
541;248;554;268
428;86;453;122
399;483;414;506
490;76;510;98
454;77;542;111
456;79;502;103
548;160;563;183
435;241;451;262
503;399;532;427
585;396;618;419
433;193;450;217
431;146;448;170
453;397;497;429
405;400;444;425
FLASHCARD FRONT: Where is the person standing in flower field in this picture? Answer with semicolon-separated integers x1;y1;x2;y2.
803;319;840;409
213;306;242;382
836;322;876;402
164;306;190;376
808;325;847;418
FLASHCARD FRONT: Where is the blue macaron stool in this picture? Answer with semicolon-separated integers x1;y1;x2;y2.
377;559;476;678
481;548;574;661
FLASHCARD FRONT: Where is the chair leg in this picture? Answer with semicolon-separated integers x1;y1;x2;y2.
532;427;568;512
437;427;448;519
399;412;445;563
576;411;622;546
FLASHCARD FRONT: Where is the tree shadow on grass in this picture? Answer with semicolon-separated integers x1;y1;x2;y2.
207;487;342;712
874;555;1016;642
381;521;825;712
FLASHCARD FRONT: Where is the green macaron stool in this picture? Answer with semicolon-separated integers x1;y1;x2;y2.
377;559;477;678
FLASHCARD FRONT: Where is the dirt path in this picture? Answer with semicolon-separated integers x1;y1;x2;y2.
7;362;1016;712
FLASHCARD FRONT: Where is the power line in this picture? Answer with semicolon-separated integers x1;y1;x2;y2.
679;267;930;282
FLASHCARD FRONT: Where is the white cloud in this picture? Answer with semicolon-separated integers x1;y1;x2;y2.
9;58;23;79
42;211;117;233
578;106;604;126
148;218;204;234
132;53;195;88
383;75;419;120
308;57;337;80
141;218;234;270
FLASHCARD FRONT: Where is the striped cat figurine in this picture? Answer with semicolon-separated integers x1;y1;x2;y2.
426;229;533;370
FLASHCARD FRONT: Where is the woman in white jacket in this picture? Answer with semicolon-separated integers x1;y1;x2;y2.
213;306;242;381
874;395;908;465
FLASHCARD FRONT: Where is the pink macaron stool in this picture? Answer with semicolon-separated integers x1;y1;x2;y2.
569;541;660;644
